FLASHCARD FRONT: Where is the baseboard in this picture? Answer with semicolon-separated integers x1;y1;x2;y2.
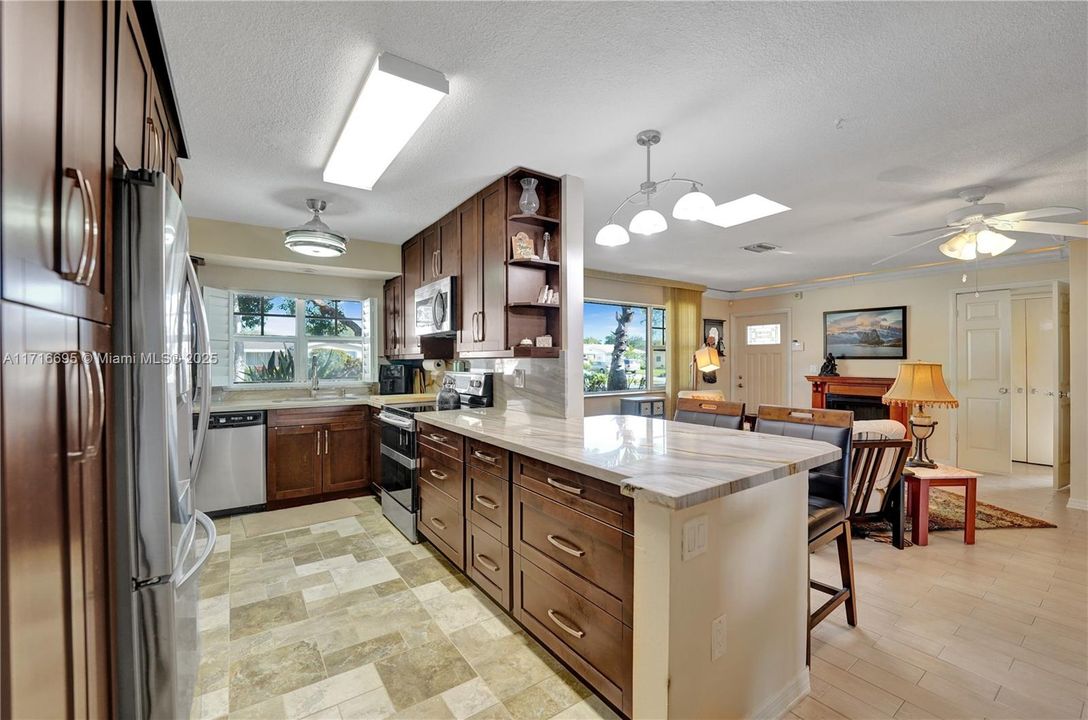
1067;497;1088;512
753;668;811;720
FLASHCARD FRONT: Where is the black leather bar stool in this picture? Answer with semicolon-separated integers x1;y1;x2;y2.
673;398;746;429
754;405;856;662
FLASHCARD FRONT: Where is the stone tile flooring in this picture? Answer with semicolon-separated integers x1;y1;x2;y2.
191;496;620;720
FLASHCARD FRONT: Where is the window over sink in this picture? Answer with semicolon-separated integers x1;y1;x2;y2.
228;292;374;385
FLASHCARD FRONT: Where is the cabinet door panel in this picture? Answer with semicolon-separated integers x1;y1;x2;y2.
478;180;507;352
323;421;369;493
368;416;382;494
148;82;167;174
267;425;322;502
402;236;423;354
115;0;151;171
456;197;479;353
435;210;460;281
383;277;401;357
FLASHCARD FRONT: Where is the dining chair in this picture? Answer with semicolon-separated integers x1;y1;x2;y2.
673;398;746;430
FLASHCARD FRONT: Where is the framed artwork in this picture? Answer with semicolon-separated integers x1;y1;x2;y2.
823;306;907;359
702;318;725;355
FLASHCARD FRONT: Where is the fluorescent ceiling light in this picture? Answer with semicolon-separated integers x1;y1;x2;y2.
705;194;790;229
324;53;449;190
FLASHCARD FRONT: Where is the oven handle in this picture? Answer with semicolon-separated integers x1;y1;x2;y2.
377;411;415;430
380;444;417;470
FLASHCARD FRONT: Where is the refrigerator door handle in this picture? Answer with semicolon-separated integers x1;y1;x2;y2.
187;258;212;481
176;510;216;588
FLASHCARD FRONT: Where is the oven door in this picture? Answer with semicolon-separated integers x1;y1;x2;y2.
380;447;417;512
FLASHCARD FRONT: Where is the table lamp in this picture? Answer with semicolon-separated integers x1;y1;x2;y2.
882;361;959;468
691;345;720;388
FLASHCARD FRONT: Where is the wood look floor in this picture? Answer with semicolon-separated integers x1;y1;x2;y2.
801;463;1087;720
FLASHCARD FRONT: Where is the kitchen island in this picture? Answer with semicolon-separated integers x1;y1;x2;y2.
414;408;840;719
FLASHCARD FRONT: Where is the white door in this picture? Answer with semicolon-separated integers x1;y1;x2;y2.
1011;299;1027;461
1053;284;1071;488
956;290;1012;475
731;312;789;412
1025;296;1055;465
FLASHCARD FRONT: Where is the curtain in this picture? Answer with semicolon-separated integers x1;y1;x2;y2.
665;287;703;418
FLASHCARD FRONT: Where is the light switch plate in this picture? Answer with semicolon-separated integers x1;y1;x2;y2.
682;515;708;560
712;614;727;660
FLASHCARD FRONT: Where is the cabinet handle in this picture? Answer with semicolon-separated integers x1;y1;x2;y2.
437;248;442;275
81;173;100;286
546;609;585;639
546;477;583;496
474;553;500;573
316;432;320;455
428;433;448;443
471;312;478;342
146;118;161;171
87;350;105;458
429;517;447;531
60;168;93;284
546;534;585;558
68;351;104;461
474;494;499;510
477;310;485;342
428;468;448;481
473;450;498;464
325;429;329;454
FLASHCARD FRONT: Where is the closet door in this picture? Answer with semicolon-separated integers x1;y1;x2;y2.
1025;297;1055;466
1010;299;1027;462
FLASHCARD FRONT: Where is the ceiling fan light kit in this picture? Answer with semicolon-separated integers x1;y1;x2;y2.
283;199;348;258
594;129;790;246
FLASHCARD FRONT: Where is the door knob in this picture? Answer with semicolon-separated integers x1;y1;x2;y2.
998;387;1009;394
737;383;744;388
1016;387;1024;394
1046;391;1055;397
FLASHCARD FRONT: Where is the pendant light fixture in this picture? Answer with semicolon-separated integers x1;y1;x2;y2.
594;129;790;247
283;199;348;258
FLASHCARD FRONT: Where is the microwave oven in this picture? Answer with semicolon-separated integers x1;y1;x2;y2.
414;276;456;337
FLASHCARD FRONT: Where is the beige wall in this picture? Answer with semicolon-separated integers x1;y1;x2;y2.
704;260;1070;463
1069;242;1087;510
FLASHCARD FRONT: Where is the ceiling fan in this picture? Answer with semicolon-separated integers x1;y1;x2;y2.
874;186;1087;266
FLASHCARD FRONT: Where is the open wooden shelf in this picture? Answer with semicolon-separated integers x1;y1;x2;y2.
512;345;560;358
508;258;560;269
508;213;561;227
508;301;561;309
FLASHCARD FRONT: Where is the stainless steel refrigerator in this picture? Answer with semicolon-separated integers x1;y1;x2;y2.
113;170;215;719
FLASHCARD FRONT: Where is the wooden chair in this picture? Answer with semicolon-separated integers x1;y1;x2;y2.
673;398;745;430
849;438;912;549
754;405;856;663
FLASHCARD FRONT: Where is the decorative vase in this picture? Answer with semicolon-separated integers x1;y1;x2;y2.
519;178;540;215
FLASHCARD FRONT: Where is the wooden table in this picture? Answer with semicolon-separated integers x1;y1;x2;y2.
903;464;981;546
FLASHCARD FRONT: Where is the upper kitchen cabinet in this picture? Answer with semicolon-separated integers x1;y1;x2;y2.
426;211;460;283
459;179;508;355
383;276;403;357
401;234;424;356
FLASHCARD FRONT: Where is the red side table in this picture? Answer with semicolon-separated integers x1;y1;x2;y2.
902;464;981;546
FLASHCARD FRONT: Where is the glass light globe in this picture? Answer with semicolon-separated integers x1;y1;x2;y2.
594;223;630;247
628;209;667;236
672;186;715;221
976;228;1015;256
939;231;977;260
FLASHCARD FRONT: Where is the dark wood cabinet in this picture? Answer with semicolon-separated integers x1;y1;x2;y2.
368;408;382;495
266;407;371;506
426;211;460;283
458;181;507;354
115;0;152;171
456;196;480;353
402;236;423;355
383;276;403;357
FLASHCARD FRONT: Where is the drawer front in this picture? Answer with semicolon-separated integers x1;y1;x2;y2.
419;479;464;569
467;524;510;609
419;443;464;506
468;438;509;478
514;454;633;533
418;422;464;461
514;555;629;704
468;466;509;543
514;486;630;611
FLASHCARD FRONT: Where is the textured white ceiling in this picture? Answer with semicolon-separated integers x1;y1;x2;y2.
157;1;1088;291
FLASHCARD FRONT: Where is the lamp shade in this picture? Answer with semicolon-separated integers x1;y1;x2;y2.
629;209;667;235
595;223;630;247
694;345;720;373
938;231;977;260
976;228;1015;256
672;187;716;221
882;361;958;408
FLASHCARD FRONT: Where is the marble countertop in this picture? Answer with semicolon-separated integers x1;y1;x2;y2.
414;408;841;510
211;392;437;413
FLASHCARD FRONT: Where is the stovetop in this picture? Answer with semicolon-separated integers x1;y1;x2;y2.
382;399;490;420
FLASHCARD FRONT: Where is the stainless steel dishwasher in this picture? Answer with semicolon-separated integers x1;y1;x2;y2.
194;411;267;515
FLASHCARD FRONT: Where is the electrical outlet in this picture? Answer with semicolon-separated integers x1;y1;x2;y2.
513;369;526;388
712;614;727;660
682;515;708;561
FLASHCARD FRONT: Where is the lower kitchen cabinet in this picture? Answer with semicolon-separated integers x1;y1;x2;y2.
367;407;382;495
266;406;371;507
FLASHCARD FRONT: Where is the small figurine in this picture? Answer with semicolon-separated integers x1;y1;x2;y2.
819;353;839;377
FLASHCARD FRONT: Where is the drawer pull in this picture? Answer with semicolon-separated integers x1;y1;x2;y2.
546;477;583;496
474;494;500;510
429;517;447;531
429;469;448;481
474;553;500;573
429;433;449;443
546;534;585;557
473;450;499;464
546;609;585;639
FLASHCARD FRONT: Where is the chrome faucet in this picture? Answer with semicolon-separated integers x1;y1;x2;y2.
309;356;320;397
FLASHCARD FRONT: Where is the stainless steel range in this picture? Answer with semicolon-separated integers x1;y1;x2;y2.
377;372;494;542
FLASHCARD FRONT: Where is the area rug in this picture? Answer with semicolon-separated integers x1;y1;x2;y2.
240;498;361;537
853;488;1056;545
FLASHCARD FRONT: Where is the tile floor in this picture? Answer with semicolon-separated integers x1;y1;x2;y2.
191;496;619;720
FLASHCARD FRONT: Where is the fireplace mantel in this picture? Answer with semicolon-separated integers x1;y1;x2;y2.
805;375;909;427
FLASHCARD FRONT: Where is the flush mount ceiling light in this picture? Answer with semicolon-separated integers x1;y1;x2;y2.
594;129;791;247
283;199;347;258
324;53;449;191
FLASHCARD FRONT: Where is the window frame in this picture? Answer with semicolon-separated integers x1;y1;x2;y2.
228;290;374;388
582;298;668;397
